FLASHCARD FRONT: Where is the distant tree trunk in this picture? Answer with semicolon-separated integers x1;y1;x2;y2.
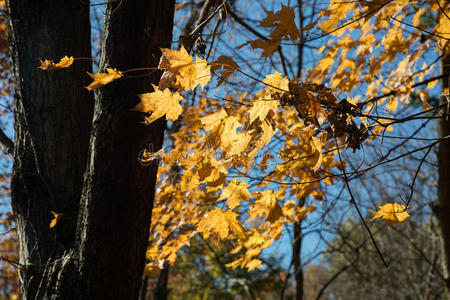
293;219;304;300
153;265;170;300
6;0;175;298
293;2;305;299
439;45;450;290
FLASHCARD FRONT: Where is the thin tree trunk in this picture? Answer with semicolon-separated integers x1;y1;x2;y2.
6;1;93;298
293;2;305;299
153;265;170;300
438;44;450;290
293;219;304;300
6;0;175;298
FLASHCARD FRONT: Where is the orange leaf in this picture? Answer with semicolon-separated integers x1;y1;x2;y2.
39;56;74;70
372;203;410;226
136;84;183;124
158;46;211;91
49;211;63;228
86;68;123;91
175;3;184;10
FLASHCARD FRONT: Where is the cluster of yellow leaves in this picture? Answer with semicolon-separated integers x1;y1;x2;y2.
372;203;410;226
309;0;445;136
145;65;338;272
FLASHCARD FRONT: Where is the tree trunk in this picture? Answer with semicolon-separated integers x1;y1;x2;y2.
6;0;175;299
293;219;304;300
6;1;93;298
439;45;450;290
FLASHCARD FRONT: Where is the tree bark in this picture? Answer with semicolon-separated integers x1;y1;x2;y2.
6;0;175;299
6;1;93;298
72;1;174;298
439;45;450;290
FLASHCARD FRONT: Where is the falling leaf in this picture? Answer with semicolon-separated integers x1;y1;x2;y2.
197;208;245;239
249;190;283;222
39;56;74;70
136;84;183;124
86;68;123;91
219;180;252;209
49;211;63;228
159;46;211;91
372;203;410;226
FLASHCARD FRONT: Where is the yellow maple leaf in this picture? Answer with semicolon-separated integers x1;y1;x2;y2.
39;56;74;70
159;45;211;91
249;190;283;222
86;68;123;91
197;208;245;239
136;84;183;124
196;156;227;189
310;136;323;172
261;70;289;94
372;203;410;226
249;99;279;124
49;211;63;228
259;4;301;41
219;179;252;209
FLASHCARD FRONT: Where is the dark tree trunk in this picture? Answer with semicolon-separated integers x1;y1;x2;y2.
6;1;93;298
6;0;175;299
153;265;170;300
293;219;304;300
439;45;450;290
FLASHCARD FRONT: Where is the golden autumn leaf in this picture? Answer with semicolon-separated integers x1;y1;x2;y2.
196;156;227;189
136;84;183;124
159;45;211;91
248;99;279;124
249;190;283;223
372;203;410;226
49;211;63;228
86;68;123;91
261;70;289;94
197;208;245;239
310;136;323;172
39;56;74;70
259;4;300;41
219;179;252;209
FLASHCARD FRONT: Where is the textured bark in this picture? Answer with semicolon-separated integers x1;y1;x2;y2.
439;47;450;289
72;1;175;298
6;0;175;299
6;1;93;298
